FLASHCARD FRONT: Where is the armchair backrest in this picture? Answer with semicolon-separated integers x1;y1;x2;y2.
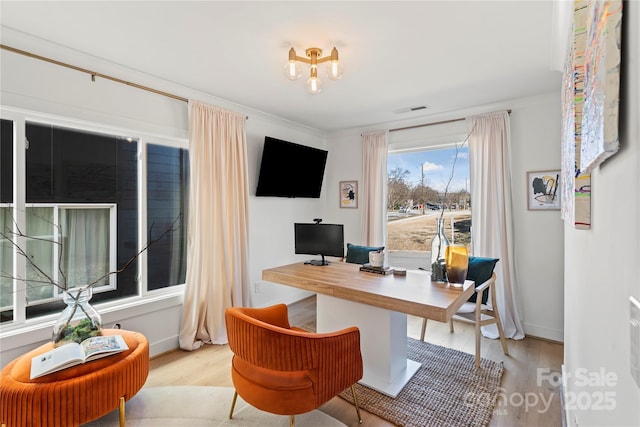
224;304;363;409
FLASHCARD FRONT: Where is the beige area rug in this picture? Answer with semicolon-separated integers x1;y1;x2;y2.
84;386;345;427
339;338;505;427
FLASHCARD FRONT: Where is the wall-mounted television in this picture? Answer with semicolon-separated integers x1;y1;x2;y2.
294;223;344;266
256;136;328;198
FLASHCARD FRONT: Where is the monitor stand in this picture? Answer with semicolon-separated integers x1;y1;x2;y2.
304;255;329;266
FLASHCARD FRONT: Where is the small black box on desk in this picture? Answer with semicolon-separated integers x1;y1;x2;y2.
359;264;393;275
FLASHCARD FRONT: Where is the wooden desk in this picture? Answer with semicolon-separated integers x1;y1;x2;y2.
262;262;474;397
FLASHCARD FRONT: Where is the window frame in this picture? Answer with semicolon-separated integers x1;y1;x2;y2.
22;203;118;305
386;122;473;267
0;107;189;332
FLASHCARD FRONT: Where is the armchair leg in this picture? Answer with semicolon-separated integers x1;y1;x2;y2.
420;318;427;341
229;390;239;419
351;385;363;424
289;415;295;427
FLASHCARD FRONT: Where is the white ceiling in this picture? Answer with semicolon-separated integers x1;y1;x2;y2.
0;1;564;132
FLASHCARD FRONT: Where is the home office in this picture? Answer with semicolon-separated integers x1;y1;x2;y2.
0;2;638;426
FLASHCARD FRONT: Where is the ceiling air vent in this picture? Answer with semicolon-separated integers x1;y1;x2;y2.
392;105;429;114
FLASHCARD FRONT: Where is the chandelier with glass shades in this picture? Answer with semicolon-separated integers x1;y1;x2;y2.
284;46;343;95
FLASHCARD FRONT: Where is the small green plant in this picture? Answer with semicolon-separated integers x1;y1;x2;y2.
55;318;101;344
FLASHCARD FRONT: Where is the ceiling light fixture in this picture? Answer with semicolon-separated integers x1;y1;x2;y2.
285;46;343;95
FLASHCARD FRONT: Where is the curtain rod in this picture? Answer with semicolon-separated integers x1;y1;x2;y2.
1;44;191;103
389;109;512;133
2;44;248;119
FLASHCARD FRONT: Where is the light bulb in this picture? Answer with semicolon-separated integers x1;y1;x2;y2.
327;60;343;80
306;76;322;95
284;61;301;80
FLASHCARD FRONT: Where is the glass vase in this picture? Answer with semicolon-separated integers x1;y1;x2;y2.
52;287;102;347
430;218;450;282
445;244;469;284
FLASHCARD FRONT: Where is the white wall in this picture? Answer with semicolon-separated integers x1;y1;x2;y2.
563;2;640;426
509;94;565;341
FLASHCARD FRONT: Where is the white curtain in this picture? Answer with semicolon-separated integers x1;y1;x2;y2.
179;101;249;350
467;111;525;340
62;208;109;288
361;131;388;246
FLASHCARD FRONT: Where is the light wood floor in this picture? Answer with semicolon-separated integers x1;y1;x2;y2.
146;296;564;427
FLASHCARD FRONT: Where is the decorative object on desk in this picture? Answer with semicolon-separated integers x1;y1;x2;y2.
527;170;561;210
345;243;384;264
428;127;472;277
393;267;407;276
445;244;468;285
359;264;393;275
339;180;358;208
368;249;385;267
52;286;102;346
430;217;450;282
339;338;504;427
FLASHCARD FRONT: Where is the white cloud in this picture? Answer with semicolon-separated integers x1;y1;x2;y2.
421;161;443;172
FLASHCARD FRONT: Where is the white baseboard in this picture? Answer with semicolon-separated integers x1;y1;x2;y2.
523;321;564;343
149;335;180;358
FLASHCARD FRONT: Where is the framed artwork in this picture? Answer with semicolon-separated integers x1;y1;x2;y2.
527;170;561;210
339;180;358;208
580;0;622;173
560;0;591;229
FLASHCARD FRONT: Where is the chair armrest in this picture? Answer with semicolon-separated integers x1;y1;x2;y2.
474;272;496;294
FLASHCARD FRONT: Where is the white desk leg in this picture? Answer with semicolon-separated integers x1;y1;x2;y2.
316;294;421;398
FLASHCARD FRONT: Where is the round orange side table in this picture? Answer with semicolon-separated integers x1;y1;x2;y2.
0;329;149;427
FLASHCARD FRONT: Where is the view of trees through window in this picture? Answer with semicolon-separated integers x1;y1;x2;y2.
387;145;472;255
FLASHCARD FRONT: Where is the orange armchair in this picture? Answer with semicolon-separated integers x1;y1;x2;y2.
224;304;363;426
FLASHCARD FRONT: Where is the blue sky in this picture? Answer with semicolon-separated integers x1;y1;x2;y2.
388;146;470;192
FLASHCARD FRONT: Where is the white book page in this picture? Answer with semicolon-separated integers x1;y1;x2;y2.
30;343;84;379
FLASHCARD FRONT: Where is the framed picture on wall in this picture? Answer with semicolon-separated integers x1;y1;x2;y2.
339;180;358;208
527;170;561;210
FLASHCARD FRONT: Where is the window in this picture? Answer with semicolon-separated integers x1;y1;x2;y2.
0;118;14;321
386;144;471;268
146;144;189;290
23;205;116;305
0;114;188;325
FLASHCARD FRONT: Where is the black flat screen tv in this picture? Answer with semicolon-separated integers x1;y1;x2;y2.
294;223;344;266
256;137;328;198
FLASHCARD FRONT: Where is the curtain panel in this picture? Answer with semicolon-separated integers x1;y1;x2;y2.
467;111;525;340
361;131;389;247
179;101;249;350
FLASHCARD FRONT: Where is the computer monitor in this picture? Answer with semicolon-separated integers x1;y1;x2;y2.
294;223;344;266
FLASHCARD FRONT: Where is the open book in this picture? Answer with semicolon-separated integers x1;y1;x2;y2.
30;334;129;379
